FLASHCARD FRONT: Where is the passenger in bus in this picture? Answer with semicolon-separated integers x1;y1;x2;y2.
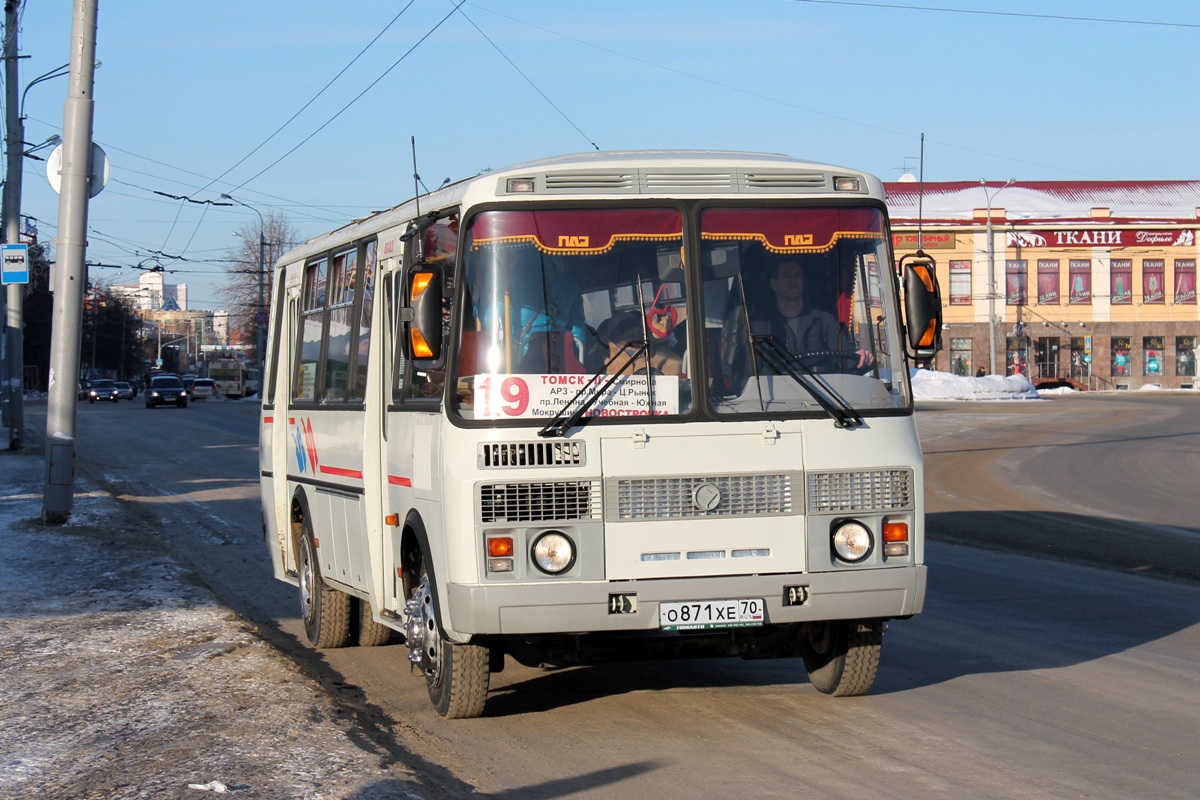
765;260;873;369
474;250;590;373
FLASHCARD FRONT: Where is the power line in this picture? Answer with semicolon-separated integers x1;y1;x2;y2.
452;4;597;150
227;1;468;194
786;0;1200;30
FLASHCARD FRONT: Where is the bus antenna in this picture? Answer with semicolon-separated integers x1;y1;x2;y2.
411;136;424;261
917;132;925;253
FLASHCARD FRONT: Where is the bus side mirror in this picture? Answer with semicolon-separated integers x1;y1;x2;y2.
408;264;445;370
901;253;942;359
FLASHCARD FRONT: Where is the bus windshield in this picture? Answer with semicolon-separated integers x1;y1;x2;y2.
450;205;907;423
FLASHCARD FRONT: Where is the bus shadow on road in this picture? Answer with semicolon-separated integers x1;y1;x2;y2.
872;511;1200;693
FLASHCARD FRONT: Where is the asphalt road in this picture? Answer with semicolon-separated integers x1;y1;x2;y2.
30;391;1200;799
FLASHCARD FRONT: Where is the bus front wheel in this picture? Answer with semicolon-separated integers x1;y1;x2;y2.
298;530;351;648
404;565;489;718
800;619;883;697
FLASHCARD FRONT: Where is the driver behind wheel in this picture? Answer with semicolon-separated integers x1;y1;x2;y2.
767;260;873;370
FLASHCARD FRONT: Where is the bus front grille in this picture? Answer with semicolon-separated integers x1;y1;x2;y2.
479;480;602;523
806;469;914;513
479;441;586;468
608;473;797;520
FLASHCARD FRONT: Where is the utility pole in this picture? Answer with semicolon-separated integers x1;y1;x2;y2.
2;0;23;449
42;0;100;523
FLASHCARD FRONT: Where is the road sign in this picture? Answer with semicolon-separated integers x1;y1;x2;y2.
46;142;111;198
1;243;29;285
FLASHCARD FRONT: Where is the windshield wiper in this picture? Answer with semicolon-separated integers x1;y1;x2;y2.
752;335;865;429
538;340;648;438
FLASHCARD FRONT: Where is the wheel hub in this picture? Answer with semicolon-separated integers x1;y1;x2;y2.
403;576;442;681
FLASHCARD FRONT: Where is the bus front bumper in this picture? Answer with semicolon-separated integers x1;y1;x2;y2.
445;565;925;638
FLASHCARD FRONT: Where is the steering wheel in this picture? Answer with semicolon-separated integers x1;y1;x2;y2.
793;349;874;376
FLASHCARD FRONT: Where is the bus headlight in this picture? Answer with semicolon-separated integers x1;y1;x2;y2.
831;520;873;563
531;531;575;575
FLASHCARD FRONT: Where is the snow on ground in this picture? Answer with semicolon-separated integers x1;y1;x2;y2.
0;448;422;800
910;369;1042;401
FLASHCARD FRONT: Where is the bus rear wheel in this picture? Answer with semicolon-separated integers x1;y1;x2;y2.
355;598;393;647
404;565;489;718
800;619;883;697
298;530;351;648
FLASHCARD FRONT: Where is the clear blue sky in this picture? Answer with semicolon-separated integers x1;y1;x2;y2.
9;1;1198;309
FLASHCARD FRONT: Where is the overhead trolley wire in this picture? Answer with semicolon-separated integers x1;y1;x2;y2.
451;3;598;151
225;0;468;195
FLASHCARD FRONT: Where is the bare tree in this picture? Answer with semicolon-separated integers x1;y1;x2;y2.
220;211;297;355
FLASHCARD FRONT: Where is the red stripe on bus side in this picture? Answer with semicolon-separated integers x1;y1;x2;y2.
263;416;273;424
319;465;364;479
388;475;412;487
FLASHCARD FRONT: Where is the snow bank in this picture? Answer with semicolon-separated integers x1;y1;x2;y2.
910;369;1041;401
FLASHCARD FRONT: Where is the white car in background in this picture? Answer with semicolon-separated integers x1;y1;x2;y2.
190;378;215;399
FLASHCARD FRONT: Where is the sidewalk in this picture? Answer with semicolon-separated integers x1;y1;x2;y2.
0;440;422;800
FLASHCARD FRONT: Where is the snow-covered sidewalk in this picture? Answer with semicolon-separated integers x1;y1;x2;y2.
0;445;420;800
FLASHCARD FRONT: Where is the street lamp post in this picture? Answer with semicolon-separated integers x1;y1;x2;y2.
220;194;265;395
980;178;1016;376
2;43;95;451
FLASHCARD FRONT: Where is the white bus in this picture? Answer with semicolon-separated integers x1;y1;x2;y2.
259;151;942;718
209;357;248;398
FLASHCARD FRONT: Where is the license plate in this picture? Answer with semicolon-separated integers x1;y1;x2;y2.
659;598;765;631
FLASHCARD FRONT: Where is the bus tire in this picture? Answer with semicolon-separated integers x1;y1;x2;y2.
355;598;393;647
406;565;489;718
298;530;351;648
801;619;883;697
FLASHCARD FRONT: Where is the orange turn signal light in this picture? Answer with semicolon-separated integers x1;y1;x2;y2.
488;536;514;558
883;521;909;542
410;328;434;358
384;513;400;527
410;271;433;301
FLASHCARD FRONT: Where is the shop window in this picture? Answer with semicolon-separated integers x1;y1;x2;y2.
1111;336;1132;377
1177;336;1197;377
1110;259;1132;304
948;260;972;305
1037;259;1059;304
1068;259;1091;304
949;337;972;376
1005;336;1029;376
1005;260;1027;305
1142;260;1165;304
1175;259;1196;304
1143;336;1164;378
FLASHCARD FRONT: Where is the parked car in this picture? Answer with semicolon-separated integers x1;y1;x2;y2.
88;379;121;403
145;375;188;408
115;381;135;400
190;378;215;399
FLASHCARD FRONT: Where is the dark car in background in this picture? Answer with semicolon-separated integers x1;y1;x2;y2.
145;375;188;408
115;381;135;400
88;379;121;403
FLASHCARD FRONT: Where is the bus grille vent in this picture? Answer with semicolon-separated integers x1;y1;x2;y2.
544;172;636;192
479;441;586;469
609;473;796;520
742;171;828;191
806;469;914;513
641;172;736;191
479;480;602;523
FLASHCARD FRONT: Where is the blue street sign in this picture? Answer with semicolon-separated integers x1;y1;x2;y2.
1;243;30;285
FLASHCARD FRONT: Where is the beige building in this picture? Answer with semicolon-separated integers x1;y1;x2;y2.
886;180;1200;389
